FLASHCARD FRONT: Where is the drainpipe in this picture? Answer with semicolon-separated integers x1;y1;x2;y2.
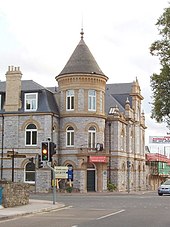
108;122;111;183
1;114;4;180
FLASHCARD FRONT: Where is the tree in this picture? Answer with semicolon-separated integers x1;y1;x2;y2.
150;5;170;127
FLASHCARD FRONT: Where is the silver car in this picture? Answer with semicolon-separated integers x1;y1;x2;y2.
158;180;170;196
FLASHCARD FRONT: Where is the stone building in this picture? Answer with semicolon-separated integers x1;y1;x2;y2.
0;30;146;192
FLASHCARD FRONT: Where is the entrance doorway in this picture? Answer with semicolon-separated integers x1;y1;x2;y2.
87;163;96;191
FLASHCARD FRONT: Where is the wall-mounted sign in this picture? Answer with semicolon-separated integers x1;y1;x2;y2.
89;156;107;163
149;136;170;144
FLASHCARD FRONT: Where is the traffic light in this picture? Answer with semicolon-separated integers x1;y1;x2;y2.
127;160;131;168
41;141;49;161
38;154;43;168
49;142;56;161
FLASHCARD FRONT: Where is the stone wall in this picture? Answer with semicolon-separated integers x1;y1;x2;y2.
0;181;30;208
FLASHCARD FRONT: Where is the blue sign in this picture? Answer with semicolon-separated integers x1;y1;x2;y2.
68;170;73;180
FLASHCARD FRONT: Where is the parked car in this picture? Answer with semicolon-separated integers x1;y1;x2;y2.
158;179;170;196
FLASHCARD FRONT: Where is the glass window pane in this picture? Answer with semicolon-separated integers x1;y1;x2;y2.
27;124;36;129
67;132;70;145
92;132;95;148
25;172;35;181
71;96;74;109
67;97;70;109
26;162;35;171
32;131;37;145
71;131;74;145
26;131;31;145
88;132;91;147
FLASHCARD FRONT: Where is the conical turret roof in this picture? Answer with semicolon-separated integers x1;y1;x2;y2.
58;30;105;76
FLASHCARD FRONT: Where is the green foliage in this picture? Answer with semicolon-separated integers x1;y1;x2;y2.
66;186;73;193
107;183;117;192
150;4;170;127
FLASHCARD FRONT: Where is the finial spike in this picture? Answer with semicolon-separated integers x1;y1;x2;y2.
80;28;84;39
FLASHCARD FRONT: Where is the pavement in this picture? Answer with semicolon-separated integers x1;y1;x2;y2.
0;199;65;220
0;190;154;221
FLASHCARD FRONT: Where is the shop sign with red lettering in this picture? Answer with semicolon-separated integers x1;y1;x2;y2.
89;156;107;163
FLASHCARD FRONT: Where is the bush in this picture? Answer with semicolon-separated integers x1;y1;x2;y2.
66;186;73;193
107;183;117;192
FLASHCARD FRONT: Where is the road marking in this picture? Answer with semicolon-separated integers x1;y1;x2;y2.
96;209;125;220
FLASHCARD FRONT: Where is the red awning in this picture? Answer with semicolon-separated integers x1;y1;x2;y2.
146;153;170;164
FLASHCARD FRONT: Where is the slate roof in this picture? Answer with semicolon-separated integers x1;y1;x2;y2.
0;80;59;114
0;79;134;116
58;36;105;76
105;83;133;114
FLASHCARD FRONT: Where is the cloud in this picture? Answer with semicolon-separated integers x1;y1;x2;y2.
0;0;169;145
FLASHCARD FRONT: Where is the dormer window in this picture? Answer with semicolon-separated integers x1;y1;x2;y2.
66;90;74;111
88;90;96;111
25;93;38;111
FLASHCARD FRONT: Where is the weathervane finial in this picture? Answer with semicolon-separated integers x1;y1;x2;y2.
80;28;84;39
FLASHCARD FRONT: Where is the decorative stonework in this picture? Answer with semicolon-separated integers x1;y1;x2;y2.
0;181;30;208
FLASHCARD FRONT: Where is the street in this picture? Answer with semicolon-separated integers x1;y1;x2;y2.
0;191;170;227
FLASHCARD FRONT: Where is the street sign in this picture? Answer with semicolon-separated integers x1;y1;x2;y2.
54;166;68;179
7;151;26;158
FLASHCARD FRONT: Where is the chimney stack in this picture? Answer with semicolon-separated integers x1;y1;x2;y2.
4;66;22;112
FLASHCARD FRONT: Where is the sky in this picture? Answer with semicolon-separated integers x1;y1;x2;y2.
0;0;169;147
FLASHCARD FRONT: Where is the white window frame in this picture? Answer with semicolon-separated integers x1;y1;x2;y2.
24;162;35;184
88;126;96;149
88;90;96;111
66;126;74;147
66;90;74;111
25;124;37;146
25;93;38;111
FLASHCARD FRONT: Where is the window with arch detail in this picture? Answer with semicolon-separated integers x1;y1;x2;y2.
88;126;96;149
66;90;74;111
88;90;96;111
25;124;37;146
120;128;125;150
24;161;35;183
66;126;74;147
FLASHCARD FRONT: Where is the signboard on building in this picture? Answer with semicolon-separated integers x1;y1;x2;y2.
89;156;107;163
54;166;68;179
149;136;170;144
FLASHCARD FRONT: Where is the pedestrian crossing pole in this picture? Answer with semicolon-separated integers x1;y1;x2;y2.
46;162;56;205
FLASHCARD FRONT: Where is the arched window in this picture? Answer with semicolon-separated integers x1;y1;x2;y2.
88;126;96;149
120;128;124;150
24;161;35;183
66;126;74;147
25;124;37;146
